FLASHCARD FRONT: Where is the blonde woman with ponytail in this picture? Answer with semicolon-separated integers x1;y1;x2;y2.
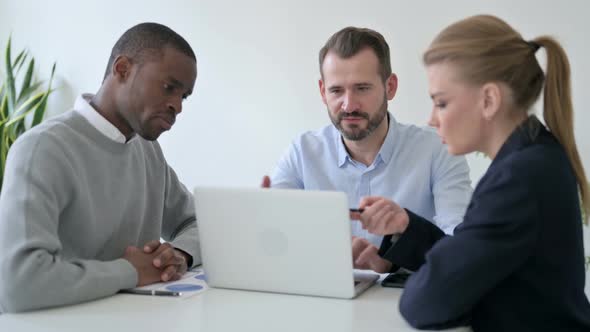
354;15;590;331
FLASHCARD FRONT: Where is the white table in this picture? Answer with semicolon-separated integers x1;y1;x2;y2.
0;281;471;332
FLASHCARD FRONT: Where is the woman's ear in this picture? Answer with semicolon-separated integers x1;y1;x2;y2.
481;82;502;121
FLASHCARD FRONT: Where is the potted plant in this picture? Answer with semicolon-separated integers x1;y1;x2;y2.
0;36;56;190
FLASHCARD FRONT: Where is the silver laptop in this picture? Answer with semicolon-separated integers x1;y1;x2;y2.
194;187;379;299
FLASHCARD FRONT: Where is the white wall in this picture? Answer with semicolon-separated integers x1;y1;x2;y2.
1;0;589;188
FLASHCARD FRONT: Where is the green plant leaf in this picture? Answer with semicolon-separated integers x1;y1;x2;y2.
0;93;7;122
16;81;43;105
14;121;25;137
12;49;27;76
0;131;10;186
0;123;4;174
4;36;16;116
5;95;44;128
17;57;35;103
12;48;25;67
5;90;45;125
1;37;56;192
31;62;56;127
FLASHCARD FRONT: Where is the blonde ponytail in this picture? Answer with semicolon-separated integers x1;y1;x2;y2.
534;36;590;223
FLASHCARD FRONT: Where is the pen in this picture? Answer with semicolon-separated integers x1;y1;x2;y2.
120;289;181;297
349;208;365;213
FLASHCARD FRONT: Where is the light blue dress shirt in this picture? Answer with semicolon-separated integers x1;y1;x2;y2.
271;114;472;247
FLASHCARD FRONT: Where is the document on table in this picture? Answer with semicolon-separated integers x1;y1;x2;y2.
125;268;209;298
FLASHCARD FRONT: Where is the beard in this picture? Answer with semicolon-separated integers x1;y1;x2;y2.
329;97;388;141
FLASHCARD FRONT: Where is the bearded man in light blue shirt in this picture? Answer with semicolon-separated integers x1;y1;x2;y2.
265;27;472;273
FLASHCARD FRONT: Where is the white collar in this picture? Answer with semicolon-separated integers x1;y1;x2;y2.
74;93;137;144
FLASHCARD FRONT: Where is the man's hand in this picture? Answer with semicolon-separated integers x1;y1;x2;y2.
123;246;162;286
142;241;188;282
351;237;392;273
356;196;410;235
261;175;271;188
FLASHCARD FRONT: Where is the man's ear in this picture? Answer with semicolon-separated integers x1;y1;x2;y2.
481;82;502;121
319;79;327;105
112;55;133;82
385;73;398;100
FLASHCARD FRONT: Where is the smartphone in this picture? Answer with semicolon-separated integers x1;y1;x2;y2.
381;271;411;288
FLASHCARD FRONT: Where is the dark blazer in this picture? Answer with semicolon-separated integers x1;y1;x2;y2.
379;117;590;331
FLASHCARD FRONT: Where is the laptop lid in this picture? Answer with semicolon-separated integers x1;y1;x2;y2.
194;187;375;298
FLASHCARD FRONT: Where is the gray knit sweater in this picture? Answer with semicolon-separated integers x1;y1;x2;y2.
0;110;200;312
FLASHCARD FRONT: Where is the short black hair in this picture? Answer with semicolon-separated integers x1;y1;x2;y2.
102;22;196;81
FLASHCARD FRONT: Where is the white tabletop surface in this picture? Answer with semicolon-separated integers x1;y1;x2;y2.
0;279;471;332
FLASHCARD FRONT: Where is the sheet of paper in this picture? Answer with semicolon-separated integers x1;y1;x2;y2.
132;267;208;298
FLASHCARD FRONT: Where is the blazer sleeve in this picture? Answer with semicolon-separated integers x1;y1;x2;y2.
399;168;539;330
378;209;447;271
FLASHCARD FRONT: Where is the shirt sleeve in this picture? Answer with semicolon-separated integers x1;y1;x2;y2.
399;168;538;330
270;141;304;189
160;163;200;268
430;145;473;234
0;134;137;313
